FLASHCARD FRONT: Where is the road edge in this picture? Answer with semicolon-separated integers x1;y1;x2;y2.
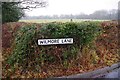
56;62;120;78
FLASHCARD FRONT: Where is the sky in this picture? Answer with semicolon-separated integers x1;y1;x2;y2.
25;0;120;16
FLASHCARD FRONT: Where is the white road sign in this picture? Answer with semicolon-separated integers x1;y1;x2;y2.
38;38;73;45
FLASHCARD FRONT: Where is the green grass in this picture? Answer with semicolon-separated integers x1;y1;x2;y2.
19;19;109;23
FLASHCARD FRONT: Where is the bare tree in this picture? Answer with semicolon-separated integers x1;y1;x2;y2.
2;0;48;23
18;0;48;10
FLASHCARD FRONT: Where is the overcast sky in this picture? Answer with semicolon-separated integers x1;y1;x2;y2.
25;0;120;16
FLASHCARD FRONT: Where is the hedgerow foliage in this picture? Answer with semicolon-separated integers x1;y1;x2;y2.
7;22;102;68
40;22;101;46
7;25;37;67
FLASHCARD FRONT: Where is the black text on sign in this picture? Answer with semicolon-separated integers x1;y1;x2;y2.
38;38;73;45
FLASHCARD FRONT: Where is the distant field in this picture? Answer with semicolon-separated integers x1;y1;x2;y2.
19;19;109;23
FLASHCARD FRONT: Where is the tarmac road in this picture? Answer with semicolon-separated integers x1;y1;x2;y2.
98;67;120;78
104;67;120;78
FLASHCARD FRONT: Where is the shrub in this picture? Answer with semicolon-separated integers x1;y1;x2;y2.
7;22;102;69
40;22;102;46
7;25;37;67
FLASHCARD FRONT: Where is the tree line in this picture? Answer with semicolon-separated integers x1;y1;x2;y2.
22;9;118;20
2;1;119;24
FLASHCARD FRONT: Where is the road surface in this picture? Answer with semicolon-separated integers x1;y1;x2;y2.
98;67;120;78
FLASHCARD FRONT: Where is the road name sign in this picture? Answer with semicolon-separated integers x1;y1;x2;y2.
38;38;73;45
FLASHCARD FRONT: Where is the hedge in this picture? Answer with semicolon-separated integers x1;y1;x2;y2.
7;22;102;68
